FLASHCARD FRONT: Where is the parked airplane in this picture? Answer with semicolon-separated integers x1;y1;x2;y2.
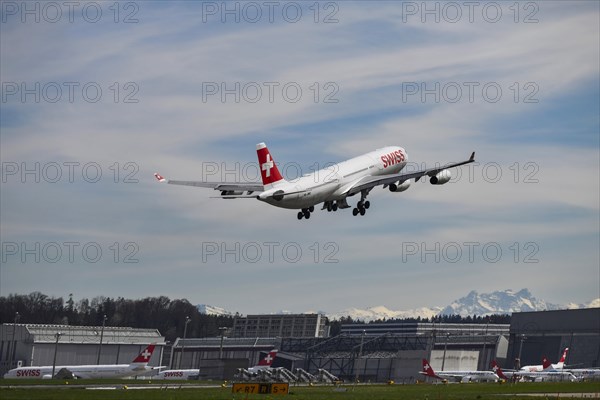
156;349;278;380
247;349;278;374
155;142;475;220
153;369;200;380
3;344;157;379
542;357;600;381
491;360;576;382
520;348;569;372
420;359;499;383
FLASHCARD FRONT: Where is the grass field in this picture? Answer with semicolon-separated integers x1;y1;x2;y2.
1;381;599;400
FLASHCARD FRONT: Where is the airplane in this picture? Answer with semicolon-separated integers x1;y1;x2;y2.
155;142;475;220
520;348;569;372
420;359;499;383
491;360;576;382
247;349;277;374
3;344;157;379
155;349;278;380
153;368;200;380
542;357;600;381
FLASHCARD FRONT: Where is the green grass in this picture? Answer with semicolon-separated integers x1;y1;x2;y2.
0;381;599;400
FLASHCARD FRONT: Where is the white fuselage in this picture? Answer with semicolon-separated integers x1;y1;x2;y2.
520;363;560;372
154;369;200;380
259;146;407;209
435;371;499;383
3;364;149;379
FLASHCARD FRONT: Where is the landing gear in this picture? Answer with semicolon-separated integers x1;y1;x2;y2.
324;201;340;212
352;190;371;217
298;207;314;220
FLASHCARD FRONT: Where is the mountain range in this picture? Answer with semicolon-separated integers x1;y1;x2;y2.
197;288;600;322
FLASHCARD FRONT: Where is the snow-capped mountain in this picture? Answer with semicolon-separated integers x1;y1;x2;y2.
439;289;561;316
326;289;600;322
327;305;441;321
197;304;234;316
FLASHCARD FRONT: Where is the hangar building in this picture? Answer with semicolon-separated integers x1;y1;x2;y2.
505;307;600;369
0;323;166;377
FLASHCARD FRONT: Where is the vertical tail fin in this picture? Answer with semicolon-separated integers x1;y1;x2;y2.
491;360;508;380
131;344;156;364
542;357;553;370
421;359;438;378
257;350;278;367
256;142;284;189
555;347;568;368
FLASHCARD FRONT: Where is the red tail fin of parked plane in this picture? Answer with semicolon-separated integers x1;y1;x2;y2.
257;350;278;367
132;344;156;364
421;359;440;379
557;348;569;366
543;347;568;370
491;360;509;380
256;142;284;188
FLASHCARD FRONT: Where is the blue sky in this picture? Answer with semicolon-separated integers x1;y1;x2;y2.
1;1;598;314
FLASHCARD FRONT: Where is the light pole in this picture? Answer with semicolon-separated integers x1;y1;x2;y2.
353;330;366;389
11;312;20;367
516;335;527;370
481;317;490;370
51;332;62;379
218;327;227;359
441;333;450;371
96;314;107;365
179;316;191;369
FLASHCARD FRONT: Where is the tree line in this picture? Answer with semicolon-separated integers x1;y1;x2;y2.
1;292;511;341
0;292;235;342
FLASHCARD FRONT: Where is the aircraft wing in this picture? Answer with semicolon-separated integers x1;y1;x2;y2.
345;152;475;196
154;173;264;193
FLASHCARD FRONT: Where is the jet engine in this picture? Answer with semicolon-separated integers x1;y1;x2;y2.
430;169;451;185
388;179;411;192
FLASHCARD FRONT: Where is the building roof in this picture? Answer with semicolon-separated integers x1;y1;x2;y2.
1;323;165;345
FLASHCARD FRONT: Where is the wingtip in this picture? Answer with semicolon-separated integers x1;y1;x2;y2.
154;172;166;182
469;151;475;161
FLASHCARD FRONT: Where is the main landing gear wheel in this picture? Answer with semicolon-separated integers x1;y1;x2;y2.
298;207;314;220
364;201;370;209
332;203;338;211
360;208;366;216
352;208;359;216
